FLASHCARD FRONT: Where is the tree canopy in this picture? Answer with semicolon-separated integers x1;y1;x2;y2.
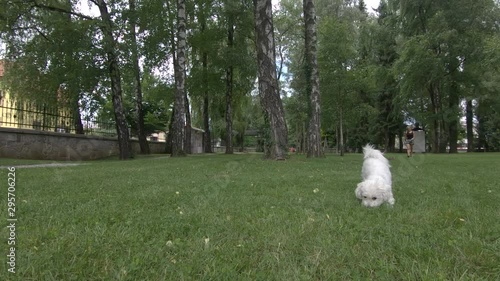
1;0;499;154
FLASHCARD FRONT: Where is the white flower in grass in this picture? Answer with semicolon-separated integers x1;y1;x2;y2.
166;240;173;247
313;188;319;193
459;218;465;222
179;211;184;215
175;191;180;195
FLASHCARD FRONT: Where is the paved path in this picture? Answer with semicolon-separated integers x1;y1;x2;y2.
0;163;86;169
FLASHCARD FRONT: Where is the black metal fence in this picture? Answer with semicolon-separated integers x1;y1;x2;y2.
0;99;118;137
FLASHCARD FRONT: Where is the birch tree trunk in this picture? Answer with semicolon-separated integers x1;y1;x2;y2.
172;0;187;157
128;0;150;154
303;0;323;158
253;0;288;160
96;0;132;160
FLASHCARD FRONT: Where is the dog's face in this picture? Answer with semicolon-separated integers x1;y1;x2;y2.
355;180;391;208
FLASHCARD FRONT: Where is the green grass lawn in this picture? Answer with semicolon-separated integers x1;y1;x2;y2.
1;152;499;280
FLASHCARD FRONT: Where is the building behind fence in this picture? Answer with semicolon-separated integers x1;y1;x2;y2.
0;93;118;137
0;91;172;160
0;61;209;157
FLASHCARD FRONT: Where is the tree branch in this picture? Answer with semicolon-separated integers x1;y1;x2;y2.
10;26;51;42
31;1;96;21
33;26;51;41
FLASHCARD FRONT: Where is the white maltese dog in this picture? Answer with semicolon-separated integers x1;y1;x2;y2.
355;144;395;207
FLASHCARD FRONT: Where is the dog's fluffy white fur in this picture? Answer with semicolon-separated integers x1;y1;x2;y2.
355;144;395;207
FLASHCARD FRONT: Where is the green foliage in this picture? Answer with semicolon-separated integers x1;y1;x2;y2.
283;94;308;148
477;97;500;151
139;0;176;70
0;2;103;108
315;1;383;149
2;0;499;152
185;0;256;147
99;70;173;136
394;0;500;130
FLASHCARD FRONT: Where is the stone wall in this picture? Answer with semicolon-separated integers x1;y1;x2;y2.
0;127;167;161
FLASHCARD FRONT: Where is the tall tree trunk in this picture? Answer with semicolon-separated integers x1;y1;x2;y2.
429;85;439;153
339;107;344;156
62;0;84;135
379;89;397;152
129;0;150;154
388;132;396;152
398;129;404;153
296;121;304;153
301;121;306;153
225;20;234;154
166;0;179;155
253;0;288;160
203;86;212;152
96;0;131;160
184;93;192;154
429;83;447;153
172;0;187;157
438;120;448;153
165;108;174;154
72;98;84;134
201;19;212;153
476;102;487;152
447;81;459;153
304;0;323;158
384;127;390;152
466;98;474;152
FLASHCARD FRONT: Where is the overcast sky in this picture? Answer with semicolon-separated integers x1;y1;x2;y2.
364;0;381;13
77;0;383;17
271;0;381;14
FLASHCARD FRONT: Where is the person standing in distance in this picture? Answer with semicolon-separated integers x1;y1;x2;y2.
404;125;415;157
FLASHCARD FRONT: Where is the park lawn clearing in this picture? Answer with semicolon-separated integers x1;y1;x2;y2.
1;152;499;280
